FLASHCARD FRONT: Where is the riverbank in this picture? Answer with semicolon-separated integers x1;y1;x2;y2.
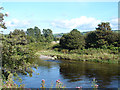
39;55;57;60
36;50;119;64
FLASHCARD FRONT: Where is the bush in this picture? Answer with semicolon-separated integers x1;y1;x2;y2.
2;30;36;80
60;29;85;50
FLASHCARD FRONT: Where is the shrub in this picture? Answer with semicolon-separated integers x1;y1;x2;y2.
60;29;85;50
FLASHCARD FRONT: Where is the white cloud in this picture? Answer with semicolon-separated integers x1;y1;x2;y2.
110;18;118;30
51;16;101;31
5;18;31;30
51;16;119;31
3;17;119;34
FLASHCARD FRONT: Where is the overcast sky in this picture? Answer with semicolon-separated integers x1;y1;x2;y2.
0;1;118;34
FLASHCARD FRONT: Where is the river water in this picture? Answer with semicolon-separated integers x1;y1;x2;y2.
15;58;120;88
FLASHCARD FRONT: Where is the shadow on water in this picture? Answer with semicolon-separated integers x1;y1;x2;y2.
59;61;120;88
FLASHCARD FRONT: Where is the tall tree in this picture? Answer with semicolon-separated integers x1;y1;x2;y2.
43;29;54;42
26;26;42;42
60;29;85;50
85;22;118;48
26;28;35;38
34;26;41;41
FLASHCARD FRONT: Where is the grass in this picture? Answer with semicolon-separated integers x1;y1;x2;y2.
36;49;119;64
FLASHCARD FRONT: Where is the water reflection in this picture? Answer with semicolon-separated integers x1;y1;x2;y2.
16;58;120;88
59;61;119;88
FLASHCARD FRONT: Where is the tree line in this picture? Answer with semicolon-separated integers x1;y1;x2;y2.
26;27;54;43
60;22;120;50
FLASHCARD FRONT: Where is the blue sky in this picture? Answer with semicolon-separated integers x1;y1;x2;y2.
0;2;118;34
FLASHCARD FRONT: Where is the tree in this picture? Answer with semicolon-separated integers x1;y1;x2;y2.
9;29;28;45
85;31;98;48
60;29;85;50
105;32;118;46
34;26;41;41
0;7;37;88
26;28;35;37
43;29;54;42
2;30;35;80
85;22;118;48
0;7;8;29
117;33;120;47
96;22;111;31
26;26;42;42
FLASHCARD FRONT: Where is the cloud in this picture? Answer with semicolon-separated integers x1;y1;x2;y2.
4;17;118;34
110;18;118;30
5;18;31;31
51;16;101;31
51;16;119;31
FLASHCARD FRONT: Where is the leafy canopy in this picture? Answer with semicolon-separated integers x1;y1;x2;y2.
85;22;119;48
60;29;85;50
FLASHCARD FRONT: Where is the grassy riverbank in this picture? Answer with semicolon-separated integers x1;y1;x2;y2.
36;49;119;64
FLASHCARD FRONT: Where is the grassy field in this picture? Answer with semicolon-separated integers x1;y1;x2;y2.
36;50;119;64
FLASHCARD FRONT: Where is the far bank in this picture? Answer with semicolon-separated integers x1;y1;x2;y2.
36;49;119;64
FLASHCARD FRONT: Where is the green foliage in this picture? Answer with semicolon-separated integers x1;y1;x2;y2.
116;33;120;47
85;31;98;48
2;29;35;80
43;29;54;42
70;48;119;55
8;29;28;45
2;73;25;88
26;27;54;43
28;42;51;52
37;50;119;64
0;7;8;29
54;37;60;41
96;22;111;31
26;26;42;42
85;22;119;48
60;29;85;50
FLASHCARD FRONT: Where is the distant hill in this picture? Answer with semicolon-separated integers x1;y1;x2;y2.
54;31;91;38
54;33;65;38
54;30;120;38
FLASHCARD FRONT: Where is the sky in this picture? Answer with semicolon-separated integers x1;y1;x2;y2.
0;1;118;34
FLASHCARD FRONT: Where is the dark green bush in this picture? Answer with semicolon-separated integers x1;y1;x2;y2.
60;29;85;50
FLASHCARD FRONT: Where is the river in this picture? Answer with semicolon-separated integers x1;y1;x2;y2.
14;58;120;88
